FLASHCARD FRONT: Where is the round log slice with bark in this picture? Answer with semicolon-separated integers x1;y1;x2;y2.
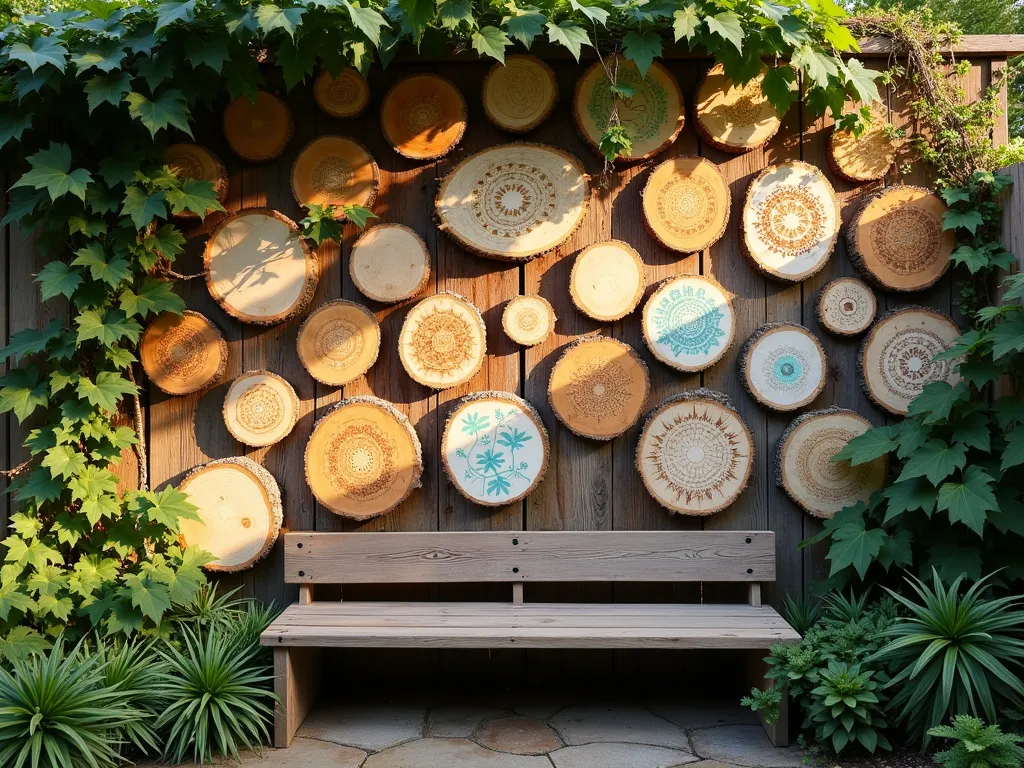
398;292;486;389
740;323;826;412
848;186;954;292
442;391;549;506
222;90;294;162
204;209;318;325
860;307;962;416
297;299;381;387
482;55;558;133
573;58;684;162
642;155;730;254
349;224;430;304
313;68;370;119
163;144;228;218
223;370;300;447
817;277;877;336
502;294;555;347
570;240;646;322
636;389;754;516
305;395;423;520
380;74;467;160
776;407;887;519
178;457;282;572
140;310;228;395
548;335;649;441
743;160;840;282
642;275;734;372
435;143;589;262
696;64;781;154
829;105;896;182
290;136;378;216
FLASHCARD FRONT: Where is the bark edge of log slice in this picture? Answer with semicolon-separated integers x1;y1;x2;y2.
290;136;379;218
349;224;431;304
569;240;647;322
739;322;827;412
642;155;731;254
502;294;556;347
482;55;558;133
313;69;371;119
828;105;896;182
695;64;781;154
642;274;735;372
296;299;381;387
398;291;487;390
222;90;294;162
139;310;228;396
380;73;467;160
163;144;229;219
222;370;300;448
816;277;877;336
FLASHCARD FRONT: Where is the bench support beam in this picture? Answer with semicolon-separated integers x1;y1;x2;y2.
748;649;789;747
274;646;322;748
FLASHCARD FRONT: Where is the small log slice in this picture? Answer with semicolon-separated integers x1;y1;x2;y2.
349;224;430;304
740;322;827;412
381;74;467;160
222;90;294;162
297;299;381;387
696;64;781;154
570;240;646;322
140;310;228;395
313;68;370;119
290;136;379;217
642;275;734;372
642;155;730;254
163;144;228;218
223;370;300;448
398;292;486;390
502;294;556;347
817;277;877;337
828;105;895;182
482;55;558;133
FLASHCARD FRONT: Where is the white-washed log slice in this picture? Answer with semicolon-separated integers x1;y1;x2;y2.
860;307;962;416
204;209;318;325
740;323;826;412
140;311;228;395
305;396;422;520
435;143;589;262
743;161;840;282
222;90;294;162
178;457;282;572
570;240;646;322
223;370;299;447
817;277;877;336
297;300;380;387
163;144;228;219
442;391;550;506
548;336;649;441
313;69;370;119
349;224;430;304
696;64;781;154
381;74;467;160
829;105;895;182
482;55;558;133
642;275;734;372
573;58;684;162
642;155;730;254
290;136;379;217
848;186;954;292
636;389;754;516
776;408;887;519
502;294;555;347
398;292;486;389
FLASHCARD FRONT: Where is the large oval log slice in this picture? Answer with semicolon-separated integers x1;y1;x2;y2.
643;155;730;254
570;240;646;322
381;74;467;160
297;299;381;387
740;323;826;412
482;55;558;133
140;311;227;395
222;90;293;162
223;370;300;447
290;136;378;216
642;275;734;372
398;292;486;389
695;64;781;154
349;224;430;304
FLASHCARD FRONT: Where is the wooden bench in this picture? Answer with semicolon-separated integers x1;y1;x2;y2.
260;530;800;748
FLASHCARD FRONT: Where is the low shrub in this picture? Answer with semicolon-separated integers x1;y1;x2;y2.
930;715;1024;768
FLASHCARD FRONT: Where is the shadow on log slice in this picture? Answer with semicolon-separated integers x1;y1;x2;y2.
296;299;381;387
348;224;430;304
642;274;734;373
816;277;877;337
222;90;294;162
398;292;486;390
502;294;555;347
739;323;827;412
380;73;467;160
482;55;558;133
828;104;896;182
139;310;228;396
313;69;370;119
290;136;379;217
223;370;300;448
695;64;781;154
569;240;646;322
642;155;731;254
163;144;228;219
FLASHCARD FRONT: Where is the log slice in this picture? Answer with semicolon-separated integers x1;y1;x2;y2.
740;322;827;412
349;224;430;303
502;294;555;347
828;105;895;182
290;136;379;216
380;74;467;160
313;69;371;119
817;277;877;337
642;155;730;254
297;299;381;387
570;240;646;322
140;310;228;395
482;55;558;133
696;64;781;154
398;292;486;389
223;370;300;447
222;90;294;162
642;275;734;372
163;144;228;218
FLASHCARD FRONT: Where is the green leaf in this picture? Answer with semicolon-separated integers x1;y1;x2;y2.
339;204;377;228
952;411;990;452
793;45;839;88
569;0;608;25
70;242;131;287
1001;427;1024;471
545;21;591;61
142;486;201;529
69;465;119;501
184;33;230;72
439;0;473;29
120;278;185;320
12;142;93;202
842;58;880;104
942;208;984;234
163;178;224;220
41;445;87;481
144;223;187;260
827;513;887;579
951;244;992;274
940;187;971;205
398;0;433;44
6;35;68;73
276;37;317;90
705;12;744;53
994;398;1024;430
122;573;172;623
124;90;193;139
70;39;126;74
897;439;968;486
0;320;63;363
883;478;937;521
121;186;168;229
0;367;49;422
907;381;968;424
761;65;798;116
76;370;138;413
343;0;387;46
0;111;34;150
472;26;512;64
0;582;35;622
70;556;118;598
256;3;306;39
832;425;897;465
876;529;913;571
15;467;63;505
599;124;632;162
926;540;982;583
76;308;143;347
937;466;996;536
622;30;662;79
990;314;1024;359
81;494;121;526
154;0;196;30
504;7;546;48
672;4;700;42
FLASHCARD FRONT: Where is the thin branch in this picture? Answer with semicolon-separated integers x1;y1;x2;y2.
128;366;148;492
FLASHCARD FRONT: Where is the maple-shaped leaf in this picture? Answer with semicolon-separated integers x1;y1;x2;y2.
70;39;126;74
0;581;35;622
705;11;744;53
122;573;172;623
842;58;880;104
42;445;87;481
994;397;1024;430
339;204;376;228
124;90;193;139
69;555;119;598
937;465;996;536
184;32;230;72
69;465;119;501
0;111;34;151
343;0;387;45
942;208;984;234
76;370;138;413
140;485;201;530
256;3;306;39
164;178;223;219
0;319;64;363
761;65;798;116
76;308;142;347
882;477;936;521
438;0;472;29
793;45;839;88
672;4;699;42
7;35;68;72
907;380;969;424
154;0;196;30
504;7;546;48
990;314;1024;359
12;142;93;202
4;536;64;569
70;242;131;287
34;261;84;301
0;626;51;663
52;512;90;548
105;596;145;635
622;30;662;79
825;508;886;579
832;424;897;465
545;21;591;61
14;467;63;505
120;277;185;318
952;411;991;452
1001;427;1024;471
0;367;49;422
472;26;512;64
80;494;121;526
876;529;913;571
84;71;132;114
897;439;968;485
275;37;317;91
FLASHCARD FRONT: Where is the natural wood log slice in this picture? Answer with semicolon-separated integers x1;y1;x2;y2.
636;389;754;516
313;68;370;119
817;277;877;336
163;144;228;218
204;209;318;325
349;224;430;303
297;299;381;387
743;160;840;282
436;143;589;261
740;323;827;412
140;310;228;395
381;74;467;160
642;275;734;372
178;457;282;572
442;391;550;506
828;105;895;182
398;292;486;389
848;186;954;292
860;307;962;416
482;55;558;133
290;136;378;216
548;335;649;441
222;90;293;162
502;294;555;347
570;240;646;322
305;395;423;520
696;64;781;154
223;370;300;447
776;407;887;519
573;58;684;162
642;155;730;254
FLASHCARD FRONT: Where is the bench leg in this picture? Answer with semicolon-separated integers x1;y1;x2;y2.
748;649;789;747
273;647;322;748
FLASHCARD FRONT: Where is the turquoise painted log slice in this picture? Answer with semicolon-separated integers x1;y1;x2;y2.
642;275;734;372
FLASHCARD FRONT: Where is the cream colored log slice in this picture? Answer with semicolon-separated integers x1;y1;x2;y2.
636;389;754;516
548;336;649;441
178;457;282;572
860;307;962;416
223;371;299;447
313;69;370;119
740;323;826;412
442;391;550;506
204;209;318;325
482;55;558;133
349;224;430;304
222;90;294;162
743;161;840;282
570;241;646;322
502;294;555;347
290;136;379;217
696;64;781;154
828;105;895;182
296;300;380;387
305;396;423;520
848;186;954;292
817;277;877;336
381;74;467;160
140;311;228;395
573;58;684;162
398;292;486;389
435;143;589;262
642;155;731;254
163;144;228;219
776;407;887;519
642;275;733;372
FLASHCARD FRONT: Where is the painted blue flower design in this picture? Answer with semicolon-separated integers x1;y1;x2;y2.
652;285;726;358
453;406;534;498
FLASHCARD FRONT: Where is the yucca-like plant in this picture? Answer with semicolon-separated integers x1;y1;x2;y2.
782;592;822;636
824;590;872;624
167;583;246;633
88;637;164;755
930;715;1024;768
227;600;281;661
